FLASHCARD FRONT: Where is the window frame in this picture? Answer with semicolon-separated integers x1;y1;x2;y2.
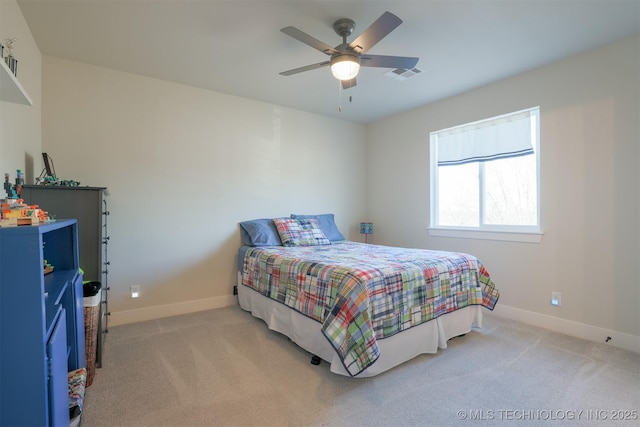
428;107;542;243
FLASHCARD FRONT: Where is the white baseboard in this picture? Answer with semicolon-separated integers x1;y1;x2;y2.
109;295;237;327
109;297;640;354
490;304;640;354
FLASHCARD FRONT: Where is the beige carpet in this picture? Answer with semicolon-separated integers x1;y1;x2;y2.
81;305;639;426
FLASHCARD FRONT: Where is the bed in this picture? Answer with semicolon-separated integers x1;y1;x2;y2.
237;215;500;377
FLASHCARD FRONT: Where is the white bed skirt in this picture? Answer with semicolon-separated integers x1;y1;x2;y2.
237;274;483;377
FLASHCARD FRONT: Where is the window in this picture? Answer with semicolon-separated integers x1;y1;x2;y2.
429;107;541;242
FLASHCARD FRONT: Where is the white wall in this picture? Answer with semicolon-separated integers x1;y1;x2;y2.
41;56;366;324
366;36;640;349
0;0;41;183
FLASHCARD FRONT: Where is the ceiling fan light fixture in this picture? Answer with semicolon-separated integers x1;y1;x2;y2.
330;53;360;81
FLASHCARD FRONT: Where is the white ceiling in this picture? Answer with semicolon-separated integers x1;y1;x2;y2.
15;0;640;123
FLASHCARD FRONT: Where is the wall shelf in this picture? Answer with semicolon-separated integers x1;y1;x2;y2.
0;57;32;105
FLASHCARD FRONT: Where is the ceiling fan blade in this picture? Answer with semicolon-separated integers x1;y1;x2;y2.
361;54;419;70
341;77;357;89
349;11;402;54
279;61;331;76
280;26;339;55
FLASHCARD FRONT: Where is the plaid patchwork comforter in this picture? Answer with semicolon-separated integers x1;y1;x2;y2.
241;241;499;376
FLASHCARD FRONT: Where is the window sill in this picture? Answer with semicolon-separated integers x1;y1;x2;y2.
427;227;543;243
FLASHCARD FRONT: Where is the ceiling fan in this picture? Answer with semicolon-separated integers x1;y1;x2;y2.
279;11;419;89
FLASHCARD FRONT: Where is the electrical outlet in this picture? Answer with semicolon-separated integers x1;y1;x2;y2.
130;285;140;299
551;291;561;306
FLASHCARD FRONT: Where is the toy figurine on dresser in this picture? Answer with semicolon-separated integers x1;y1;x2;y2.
1;171;49;227
4;171;20;199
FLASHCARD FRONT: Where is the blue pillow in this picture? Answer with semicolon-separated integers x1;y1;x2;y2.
239;219;282;246
290;213;345;241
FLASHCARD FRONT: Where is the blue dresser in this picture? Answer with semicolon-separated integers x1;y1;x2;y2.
0;219;86;426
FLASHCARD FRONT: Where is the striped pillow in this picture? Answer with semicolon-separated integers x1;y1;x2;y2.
273;218;331;246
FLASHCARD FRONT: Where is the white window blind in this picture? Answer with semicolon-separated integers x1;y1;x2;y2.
436;109;534;166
